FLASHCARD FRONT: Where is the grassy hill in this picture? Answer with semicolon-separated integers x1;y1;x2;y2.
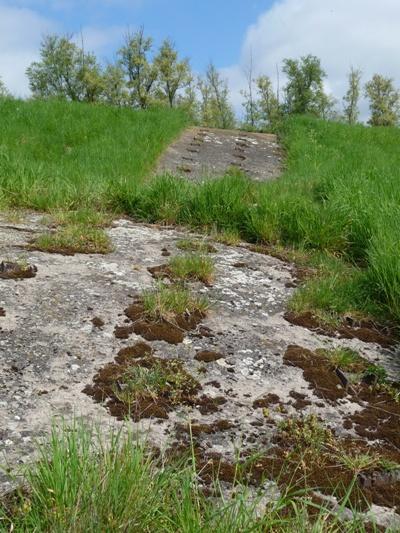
0;98;399;324
0;98;188;210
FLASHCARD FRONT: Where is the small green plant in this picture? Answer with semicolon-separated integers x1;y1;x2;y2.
278;414;333;453
176;238;216;253
316;347;367;373
32;225;112;254
363;364;387;384
142;283;209;320
168;253;215;283
114;359;199;407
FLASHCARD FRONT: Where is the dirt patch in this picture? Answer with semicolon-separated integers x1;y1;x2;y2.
289;391;312;410
176;419;234;437
83;355;201;422
284;345;347;402
284;311;396;348
91;317;104;329
194;350;224;363
123;300;205;345
344;386;400;450
253;393;281;408
197;395;227;415
114;324;135;339
179;415;400;513
0;261;37;279
115;342;153;365
0;307;5;317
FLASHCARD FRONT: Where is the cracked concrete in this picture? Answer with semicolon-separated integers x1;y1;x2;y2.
0;213;399;528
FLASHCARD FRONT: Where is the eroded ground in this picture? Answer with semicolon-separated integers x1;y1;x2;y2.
156;127;283;181
0;214;399;529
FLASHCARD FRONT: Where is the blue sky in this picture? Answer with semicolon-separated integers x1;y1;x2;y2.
1;0;399;119
6;0;274;71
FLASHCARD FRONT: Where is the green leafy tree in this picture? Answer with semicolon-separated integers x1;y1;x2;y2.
365;74;400;126
198;63;235;129
256;75;281;131
343;67;362;124
26;34;103;102
0;77;9;97
175;79;200;122
154;39;191;107
118;27;157;109
241;54;259;130
102;64;129;106
282;54;331;117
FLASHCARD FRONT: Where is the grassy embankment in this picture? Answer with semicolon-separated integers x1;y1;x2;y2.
1;97;399;325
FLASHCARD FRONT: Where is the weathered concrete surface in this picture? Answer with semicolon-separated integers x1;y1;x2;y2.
156;127;283;181
0;214;399;527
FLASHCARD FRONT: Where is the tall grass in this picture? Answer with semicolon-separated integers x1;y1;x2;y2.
0;98;187;210
0;421;372;532
0;100;399;323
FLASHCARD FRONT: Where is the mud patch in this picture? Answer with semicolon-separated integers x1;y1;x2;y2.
83;355;201;421
176;419;234;437
124;300;205;345
284;345;347;402
91;317;104;329
195;350;224;363
253;393;281;408
284;311;396;348
0;261;37;279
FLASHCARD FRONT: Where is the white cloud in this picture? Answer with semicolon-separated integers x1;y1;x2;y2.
0;5;56;96
224;0;400;120
0;4;124;96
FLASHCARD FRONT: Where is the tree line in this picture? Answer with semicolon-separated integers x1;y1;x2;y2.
0;28;399;129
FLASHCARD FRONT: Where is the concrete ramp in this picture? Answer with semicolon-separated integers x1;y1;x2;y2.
156;127;283;182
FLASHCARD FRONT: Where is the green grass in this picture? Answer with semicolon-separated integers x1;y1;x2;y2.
168;253;215;283
142;283;209;320
1;99;400;325
31;224;113;254
0;98;187;211
0;421;376;532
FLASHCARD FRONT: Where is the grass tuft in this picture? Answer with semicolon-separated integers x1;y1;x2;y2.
31;224;112;255
168;253;215;284
142;283;209;321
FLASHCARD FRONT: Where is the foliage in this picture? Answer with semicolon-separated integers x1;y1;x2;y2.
343;67;362;124
256;75;281;131
26;34;103;102
198;63;235;129
0;77;9;98
154;39;192;107
365;74;400;126
282;54;333;118
118;27;158;109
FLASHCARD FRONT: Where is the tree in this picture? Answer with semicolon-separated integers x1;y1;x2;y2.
198;63;235;129
154;39;191;107
365;74;400;126
102;64;129;106
282;54;330;117
118;27;157;109
0;77;9;97
343;67;362;124
26;34;103;102
241;52;258;129
256;75;280;131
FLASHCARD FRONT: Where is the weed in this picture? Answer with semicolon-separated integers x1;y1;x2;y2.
168;253;215;283
141;283;209;321
31;225;112;255
176;238;216;253
316;347;367;373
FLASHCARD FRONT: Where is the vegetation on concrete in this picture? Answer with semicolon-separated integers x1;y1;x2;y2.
141;283;209;321
31;225;112;255
0;421;381;532
168;253;215;284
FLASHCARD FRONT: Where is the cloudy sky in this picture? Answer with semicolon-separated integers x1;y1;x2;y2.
1;0;399;119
